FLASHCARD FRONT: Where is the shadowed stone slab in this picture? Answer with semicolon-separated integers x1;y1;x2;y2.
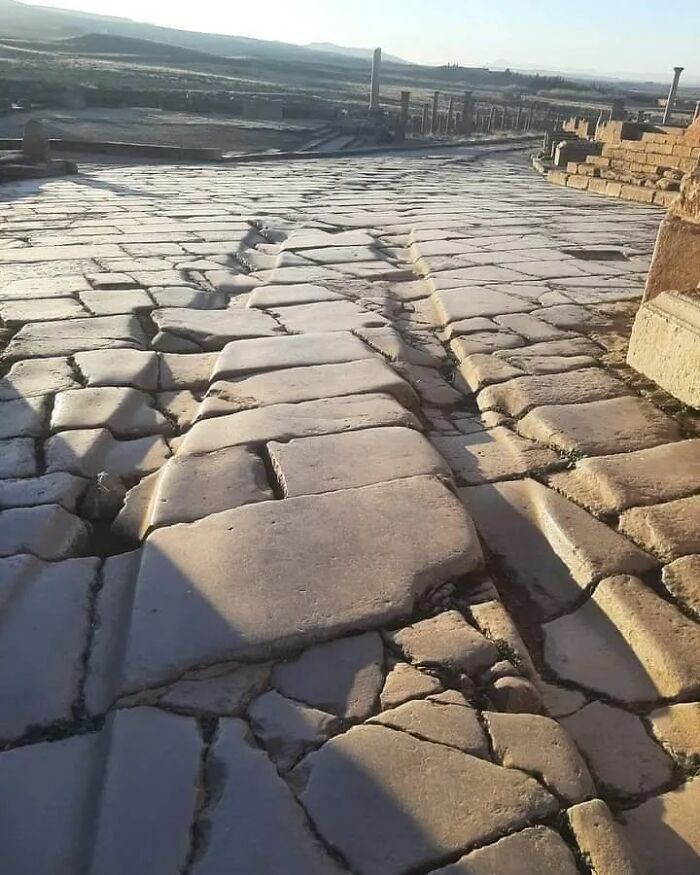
0;274;91;300
75;349;159;391
0;297;86;324
432;288;532;325
0;437;36;478
433;428;560;485
623;779;700;875
158;352;218;389
199;359;418;419
485;711;595;804
247;283;344;308
0;396;47;439
46;428;170;478
269;427;451;497
295;724;558;875
89;708;201;875
191;719;343;875
549;439;700;514
370;699;489;758
544;575;700;704
52;387;169;437
120;476;482;690
158;662;271;716
619;495;700;561
380;663;442;709
449;331;525;356
563;701;674;798
181;393;421;455
3;315;146;359
649;703;700;760
0;472;87;511
497;337;602;363
458;353;525;390
429;826;579;875
355;326;442;369
273;632;384;721
518;397;681;456
213;331;373;379
272;300;388;333
499;353;598;376
0;555;99;739
0;357;77;402
462;481;655;617
567;799;642;875
152;307;279;351
478;369;628;418
662;556;700;617
0;504;89;560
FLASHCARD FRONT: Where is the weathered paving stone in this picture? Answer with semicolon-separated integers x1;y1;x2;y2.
247;283;344;307
488;676;545;714
432;288;532;325
0;471;87;511
80;289;154;316
462;481;655;617
157;352;217;390
213;331;374;379
148;446;272;528
449;331;525;356
273;632;384;721
563;701;674;798
0;437;36;478
380;662;442;709
433;428;560;485
470;599;538;680
567;799;642;875
478;369;628;419
0;273;91;300
88;707;201;875
46;428;170;478
623;779;700;875
355;325;442;369
619;495;700;561
272;300;389;333
370;699;489;758
191;719;343;875
158;661;271;716
662;556;700;617
155;389;198;429
495;312;570;341
0;356;78;400
150;286;224;309
0;730;100;875
501;352;598;376
531;303;604;329
3;314;146;359
518;396;682;456
539;682;587;719
485;711;595;804
199;358;419;418
51;387;169;437
151;307;280;351
0;504;89;560
0;296;87;324
249;690;341;771
648;702;700;760
119;476;482;690
0;554;99;739
181;393;421;455
75;349;159;391
428;826;580;875
543;575;700;703
0;396;47;438
549;439;700;515
269;426;451;497
457;353;525;390
295;724;558;875
387;611;498;677
497;336;602;363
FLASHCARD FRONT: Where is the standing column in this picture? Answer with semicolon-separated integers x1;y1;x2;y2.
431;91;440;134
488;106;496;132
399;90;411;140
447;96;455;134
369;47;382;114
421;103;430;134
663;66;685;124
694;101;700;123
461;91;473;134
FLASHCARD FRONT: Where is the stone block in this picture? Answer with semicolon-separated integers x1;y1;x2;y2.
46;428;170;478
567;799;642;875
3;314;146;360
370;699;489;758
619;494;700;560
0;437;36;478
662;555;700;616
0;504;89;560
51;387;169;437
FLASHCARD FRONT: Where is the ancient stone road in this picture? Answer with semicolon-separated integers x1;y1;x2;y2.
0;146;698;873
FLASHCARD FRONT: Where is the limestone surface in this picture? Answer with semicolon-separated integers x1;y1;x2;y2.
370;699;489;757
619;494;700;561
567;799;642;875
662;555;700;616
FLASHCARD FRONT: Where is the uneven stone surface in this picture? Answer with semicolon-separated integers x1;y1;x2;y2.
370;699;490;757
152;306;279;350
619;495;700;561
567;799;642;875
159;661;271;716
51;386;169;437
4;314;145;359
0;471;87;511
662;555;700;616
380;662;442;709
0;504;89;560
74;349;159;391
46;428;170;477
648;702;700;760
434;428;559;484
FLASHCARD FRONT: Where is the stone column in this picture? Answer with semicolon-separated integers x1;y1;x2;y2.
369;48;382;114
421;103;430;135
431;91;440;134
693;101;700;123
399;91;411;140
461;91;473;134
23;120;50;163
447;96;455;134
662;67;685;125
487;106;496;133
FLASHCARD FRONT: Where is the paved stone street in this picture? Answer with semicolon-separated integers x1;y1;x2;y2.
0;145;698;874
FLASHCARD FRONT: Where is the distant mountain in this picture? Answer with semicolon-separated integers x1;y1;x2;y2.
307;43;407;64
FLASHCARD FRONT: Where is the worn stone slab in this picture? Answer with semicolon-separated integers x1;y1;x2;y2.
623;779;700;875
0;554;99;739
0;273;91;300
247;283;344;308
497;337;603;363
649;702;700;760
75;349;159;391
295;724;558;875
158;661;271;716
462;481;655;617
0;242;124;263
3;314;146;359
0;296;87;324
370;699;489;758
518;396;682;456
269;427;451;497
449;331;525;356
544;575;700;703
0;395;47;439
0;356;78;400
549;439;700;514
191;719;343;875
387;611;497;678
199;359;418;419
433;428;560;485
485;711;595;804
272;300;388;333
273;632;384;721
495;312;569;341
429;826;580;875
355;326;442;369
432;288;532;325
158;352;217;389
151;307;279;351
567;800;642;875
181;393;421;455
0;437;37;478
458;353;525;390
0;504;89;560
662;555;700;617
619;495;700;561
499;352;598;376
539;682;587;719
80;289;154;316
46;428;170;478
532;304;604;329
479;369;628;418
51;387;169;437
0;471;87;511
470;599;538;681
119;476;482;690
380;663;442;709
154;389;198;429
89;707;201;875
563;701;674;798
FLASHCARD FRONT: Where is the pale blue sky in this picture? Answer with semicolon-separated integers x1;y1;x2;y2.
23;0;700;81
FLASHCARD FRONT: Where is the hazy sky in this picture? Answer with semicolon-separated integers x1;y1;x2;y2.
23;0;700;80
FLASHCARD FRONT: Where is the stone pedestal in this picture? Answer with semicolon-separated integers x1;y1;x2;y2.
23;120;50;163
628;168;700;407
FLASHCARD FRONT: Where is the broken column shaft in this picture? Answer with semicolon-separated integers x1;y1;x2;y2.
369;48;382;114
662;67;685;125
